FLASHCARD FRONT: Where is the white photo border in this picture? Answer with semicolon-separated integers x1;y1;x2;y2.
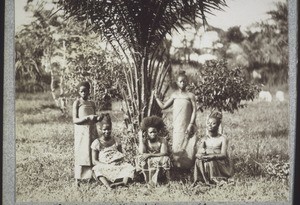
3;0;298;204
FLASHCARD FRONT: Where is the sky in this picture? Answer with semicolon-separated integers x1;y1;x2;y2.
15;0;285;31
206;0;285;31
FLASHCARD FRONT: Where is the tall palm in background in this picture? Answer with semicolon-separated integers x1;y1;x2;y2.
58;0;227;129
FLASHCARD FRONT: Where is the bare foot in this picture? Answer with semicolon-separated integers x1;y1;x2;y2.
110;182;122;188
75;179;80;187
105;185;113;190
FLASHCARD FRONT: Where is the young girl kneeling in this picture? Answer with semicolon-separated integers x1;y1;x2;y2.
91;114;135;189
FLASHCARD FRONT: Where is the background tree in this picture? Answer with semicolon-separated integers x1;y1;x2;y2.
15;2;54;93
15;1;125;113
57;0;227;129
190;59;261;114
242;0;288;85
63;35;124;111
226;26;244;44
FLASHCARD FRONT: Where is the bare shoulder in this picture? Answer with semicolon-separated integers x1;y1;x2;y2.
73;98;80;107
188;92;196;99
220;135;228;142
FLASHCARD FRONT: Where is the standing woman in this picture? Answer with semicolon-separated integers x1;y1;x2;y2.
154;71;197;169
73;81;103;186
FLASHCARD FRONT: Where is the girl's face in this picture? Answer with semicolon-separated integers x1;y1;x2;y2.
176;76;187;90
101;124;112;140
79;86;89;100
147;127;158;141
206;118;220;132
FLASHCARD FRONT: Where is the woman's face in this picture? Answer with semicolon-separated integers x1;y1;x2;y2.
101;124;112;139
147;127;158;141
176;76;187;90
79;86;89;100
206;118;220;132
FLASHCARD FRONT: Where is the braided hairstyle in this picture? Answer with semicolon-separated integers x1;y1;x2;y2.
208;111;222;125
101;113;112;128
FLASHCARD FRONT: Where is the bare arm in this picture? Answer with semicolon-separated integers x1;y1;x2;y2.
216;136;228;159
189;93;197;125
185;93;197;135
72;100;103;124
91;101;105;122
154;91;174;110
92;149;101;165
195;138;206;159
72;100;89;124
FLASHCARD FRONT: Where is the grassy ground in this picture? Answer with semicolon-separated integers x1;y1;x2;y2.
15;92;291;203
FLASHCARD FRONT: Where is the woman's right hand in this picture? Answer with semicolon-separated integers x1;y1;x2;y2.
85;115;97;121
96;113;104;122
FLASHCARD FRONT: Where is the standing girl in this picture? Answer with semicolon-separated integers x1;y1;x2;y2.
73;81;103;186
154;71;197;169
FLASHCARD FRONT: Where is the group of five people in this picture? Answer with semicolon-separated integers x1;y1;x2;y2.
72;71;233;189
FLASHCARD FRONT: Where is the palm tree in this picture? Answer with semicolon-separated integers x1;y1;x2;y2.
57;0;227;128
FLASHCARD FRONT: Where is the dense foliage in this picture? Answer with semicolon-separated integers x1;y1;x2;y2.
15;3;55;92
190;60;261;113
16;0;288;116
241;0;288;84
15;1;125;110
63;41;125;110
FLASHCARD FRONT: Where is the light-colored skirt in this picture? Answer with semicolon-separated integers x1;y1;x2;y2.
92;161;135;182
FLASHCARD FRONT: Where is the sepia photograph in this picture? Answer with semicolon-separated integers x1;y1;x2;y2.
4;0;297;204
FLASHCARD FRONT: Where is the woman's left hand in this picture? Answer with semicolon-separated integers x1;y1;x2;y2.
185;124;194;136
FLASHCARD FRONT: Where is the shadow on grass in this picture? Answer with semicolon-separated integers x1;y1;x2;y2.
170;167;193;183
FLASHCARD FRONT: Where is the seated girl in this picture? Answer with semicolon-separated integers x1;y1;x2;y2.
91;114;135;189
193;112;233;186
136;116;171;187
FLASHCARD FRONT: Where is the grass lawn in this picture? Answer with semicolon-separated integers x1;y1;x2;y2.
15;92;291;203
